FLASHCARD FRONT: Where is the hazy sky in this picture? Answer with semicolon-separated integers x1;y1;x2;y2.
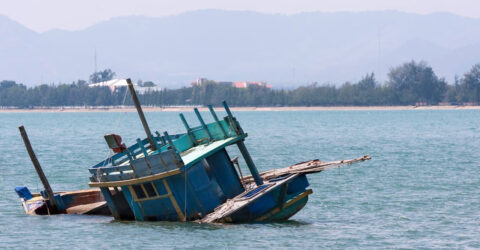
1;0;479;32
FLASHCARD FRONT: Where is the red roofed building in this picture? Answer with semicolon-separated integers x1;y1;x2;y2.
233;81;271;89
191;78;272;89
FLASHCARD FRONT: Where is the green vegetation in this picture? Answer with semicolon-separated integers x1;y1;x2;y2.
89;69;116;83
1;61;480;108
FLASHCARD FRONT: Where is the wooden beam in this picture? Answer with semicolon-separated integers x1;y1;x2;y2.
208;105;227;138
126;78;156;151
18;125;57;210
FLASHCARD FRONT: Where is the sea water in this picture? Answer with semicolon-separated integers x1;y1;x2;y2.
1;110;479;249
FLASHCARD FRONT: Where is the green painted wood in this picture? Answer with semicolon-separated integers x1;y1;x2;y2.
136;138;149;157
181;135;246;167
237;140;263;186
179;113;197;146
194;108;212;141
208;105;227;138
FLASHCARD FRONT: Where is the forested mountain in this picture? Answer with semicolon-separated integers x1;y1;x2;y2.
1;10;480;87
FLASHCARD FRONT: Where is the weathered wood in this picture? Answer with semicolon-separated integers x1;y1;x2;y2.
18;125;57;210
200;174;299;223
65;201;108;215
200;155;371;223
237;140;264;186
126;78;156;151
242;155;372;184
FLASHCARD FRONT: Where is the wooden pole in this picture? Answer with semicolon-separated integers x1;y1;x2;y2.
194;108;212;141
237;140;263;186
18;125;57;210
179;113;197;145
208;105;227;138
126;78;156;151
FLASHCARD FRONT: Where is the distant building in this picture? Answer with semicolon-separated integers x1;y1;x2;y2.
191;78;272;89
191;78;210;86
88;79;162;93
233;81;248;88
415;102;428;106
233;81;272;89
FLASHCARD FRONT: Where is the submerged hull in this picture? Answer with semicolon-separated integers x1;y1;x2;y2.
94;169;312;223
89;155;370;223
201;173;311;223
16;89;371;223
93;148;246;221
17;188;111;216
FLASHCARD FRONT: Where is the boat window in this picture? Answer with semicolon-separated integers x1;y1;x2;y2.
143;182;157;197
132;184;147;199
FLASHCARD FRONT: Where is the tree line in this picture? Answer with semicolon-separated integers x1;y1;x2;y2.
1;61;480;108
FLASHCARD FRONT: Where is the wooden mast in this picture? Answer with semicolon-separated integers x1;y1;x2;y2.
18;125;57;210
222;101;264;186
126;78;157;151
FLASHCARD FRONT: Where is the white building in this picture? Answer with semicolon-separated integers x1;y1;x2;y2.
88;79;162;93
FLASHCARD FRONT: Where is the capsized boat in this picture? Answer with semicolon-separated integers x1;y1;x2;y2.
14;126;111;216
15;186;111;216
86;79;371;222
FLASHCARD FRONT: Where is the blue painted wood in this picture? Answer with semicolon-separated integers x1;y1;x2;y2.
226;174;310;222
88;102;313;222
98;149;245;221
14;186;33;200
100;188;120;219
121;187;144;221
156;131;167;144
136;138;149;157
163;131;182;163
204;148;244;199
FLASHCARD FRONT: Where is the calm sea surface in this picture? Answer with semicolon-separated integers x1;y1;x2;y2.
1;110;479;249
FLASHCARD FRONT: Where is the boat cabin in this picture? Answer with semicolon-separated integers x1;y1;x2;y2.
88;102;263;221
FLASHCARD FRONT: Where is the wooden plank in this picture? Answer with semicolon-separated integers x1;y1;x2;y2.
200;155;371;223
241;155;372;184
200;174;299;223
89;168;182;187
65;201;107;214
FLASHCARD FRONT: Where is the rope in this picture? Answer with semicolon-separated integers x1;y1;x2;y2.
113;87;130;131
100;87;128;169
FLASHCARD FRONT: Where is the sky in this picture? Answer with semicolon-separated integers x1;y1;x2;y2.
1;0;479;32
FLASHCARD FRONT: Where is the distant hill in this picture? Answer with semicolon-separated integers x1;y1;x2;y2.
1;10;480;88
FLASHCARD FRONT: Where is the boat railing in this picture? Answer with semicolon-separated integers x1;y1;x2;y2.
89;102;246;183
90;132;181;169
89;133;183;182
89;148;181;182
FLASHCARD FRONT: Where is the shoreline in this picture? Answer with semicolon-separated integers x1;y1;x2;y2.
1;105;480;113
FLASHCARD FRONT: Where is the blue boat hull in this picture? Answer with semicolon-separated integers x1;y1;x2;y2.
209;174;312;223
98;170;311;223
97;149;246;221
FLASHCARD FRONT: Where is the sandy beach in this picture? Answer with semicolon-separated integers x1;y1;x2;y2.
1;105;480;113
